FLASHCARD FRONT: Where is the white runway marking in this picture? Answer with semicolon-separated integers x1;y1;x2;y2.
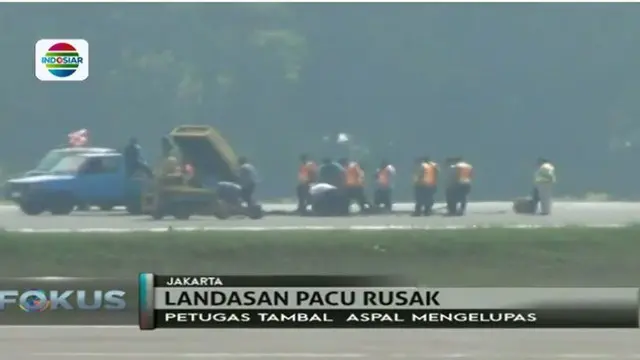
1;201;640;233
30;353;640;359
3;223;631;233
32;353;366;358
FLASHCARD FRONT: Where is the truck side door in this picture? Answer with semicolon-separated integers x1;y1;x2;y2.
75;156;125;203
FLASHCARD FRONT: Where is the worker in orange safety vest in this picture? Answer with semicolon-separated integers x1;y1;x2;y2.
445;157;473;216
412;156;438;216
339;158;370;213
373;159;396;212
296;154;318;213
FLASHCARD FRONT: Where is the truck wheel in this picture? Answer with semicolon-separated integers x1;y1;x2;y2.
99;204;115;211
49;194;75;215
173;206;192;220
76;203;90;211
247;205;264;220
213;201;230;220
214;209;230;220
126;201;142;215
19;200;45;216
151;210;165;220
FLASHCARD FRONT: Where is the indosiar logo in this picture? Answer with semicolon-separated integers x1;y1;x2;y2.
35;39;89;81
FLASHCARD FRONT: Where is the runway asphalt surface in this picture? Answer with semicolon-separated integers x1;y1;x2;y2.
2;201;640;231
6;327;640;359
3;201;640;359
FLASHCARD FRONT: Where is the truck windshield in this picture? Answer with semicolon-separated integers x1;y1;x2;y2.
49;155;87;174
34;150;71;171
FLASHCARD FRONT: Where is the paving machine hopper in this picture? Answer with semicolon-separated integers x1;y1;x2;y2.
170;125;240;185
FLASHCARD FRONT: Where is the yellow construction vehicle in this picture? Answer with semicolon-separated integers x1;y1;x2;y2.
140;125;261;220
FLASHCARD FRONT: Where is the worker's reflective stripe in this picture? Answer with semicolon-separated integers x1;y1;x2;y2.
425;164;436;185
414;163;428;185
298;162;316;183
298;165;308;182
346;162;363;186
377;167;390;186
422;163;436;186
457;162;473;183
429;162;439;175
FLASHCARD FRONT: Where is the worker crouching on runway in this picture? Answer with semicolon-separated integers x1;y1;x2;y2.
373;160;396;212
339;158;370;213
532;158;556;215
309;182;346;216
445;157;473;216
318;158;346;188
317;158;349;214
413;156;438;216
217;181;243;206
296;154;317;213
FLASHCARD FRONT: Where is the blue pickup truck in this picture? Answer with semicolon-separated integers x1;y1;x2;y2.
4;152;145;215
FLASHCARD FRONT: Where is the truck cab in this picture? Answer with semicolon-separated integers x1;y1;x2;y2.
25;147;116;177
5;152;143;215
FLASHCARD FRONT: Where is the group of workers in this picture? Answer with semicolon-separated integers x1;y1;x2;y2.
122;135;556;216
295;154;476;216
411;156;475;216
297;155;556;216
296;155;387;216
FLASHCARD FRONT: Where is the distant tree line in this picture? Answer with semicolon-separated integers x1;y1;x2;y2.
1;3;639;199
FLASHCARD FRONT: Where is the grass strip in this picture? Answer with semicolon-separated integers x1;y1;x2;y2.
1;227;638;286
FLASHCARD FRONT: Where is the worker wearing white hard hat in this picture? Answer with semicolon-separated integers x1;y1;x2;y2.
532;158;556;215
